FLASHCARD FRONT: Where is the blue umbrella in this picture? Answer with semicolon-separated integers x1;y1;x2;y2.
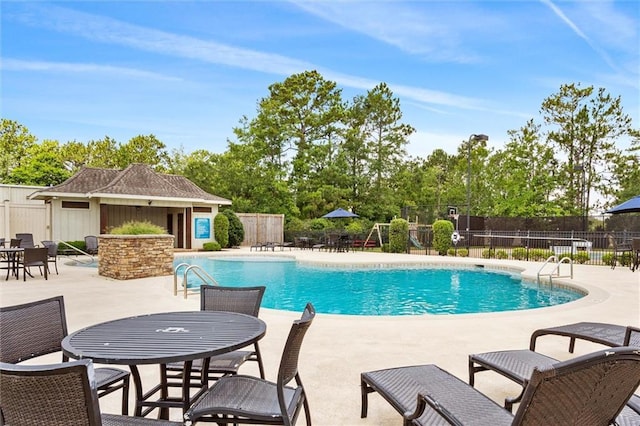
606;195;640;214
321;208;359;218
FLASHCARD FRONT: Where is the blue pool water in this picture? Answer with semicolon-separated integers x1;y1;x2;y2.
176;257;584;316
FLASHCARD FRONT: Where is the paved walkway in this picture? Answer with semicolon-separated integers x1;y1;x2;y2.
1;248;638;424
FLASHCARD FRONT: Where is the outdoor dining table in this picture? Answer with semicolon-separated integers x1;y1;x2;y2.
0;247;23;280
62;311;267;419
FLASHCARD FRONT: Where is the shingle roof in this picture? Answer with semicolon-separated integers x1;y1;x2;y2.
31;164;231;204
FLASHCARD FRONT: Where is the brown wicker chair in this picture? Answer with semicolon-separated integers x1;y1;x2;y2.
0;359;181;426
184;303;315;426
164;285;266;389
18;247;48;280
41;240;60;274
361;347;640;426
470;323;640;410
15;232;36;248
0;296;131;415
530;322;640;353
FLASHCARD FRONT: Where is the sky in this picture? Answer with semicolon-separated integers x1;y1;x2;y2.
2;0;639;158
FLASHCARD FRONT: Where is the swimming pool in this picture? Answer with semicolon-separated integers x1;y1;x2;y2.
175;256;584;316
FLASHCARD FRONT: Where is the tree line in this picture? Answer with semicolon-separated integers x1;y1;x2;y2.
1;71;638;226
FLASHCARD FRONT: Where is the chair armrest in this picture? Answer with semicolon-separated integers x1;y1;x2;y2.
404;394;463;426
624;326;640;346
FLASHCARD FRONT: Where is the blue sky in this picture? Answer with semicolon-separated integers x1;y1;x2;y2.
2;1;638;158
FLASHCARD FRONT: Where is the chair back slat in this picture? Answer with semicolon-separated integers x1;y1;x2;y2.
513;347;640;425
0;359;102;426
200;285;265;316
22;247;48;266
0;296;68;363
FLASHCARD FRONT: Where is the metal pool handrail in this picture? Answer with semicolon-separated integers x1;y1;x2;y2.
173;263;220;299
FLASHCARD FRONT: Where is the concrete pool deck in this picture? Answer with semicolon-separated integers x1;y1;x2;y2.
1;248;638;424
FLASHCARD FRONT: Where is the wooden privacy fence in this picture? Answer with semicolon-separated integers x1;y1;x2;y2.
236;213;284;247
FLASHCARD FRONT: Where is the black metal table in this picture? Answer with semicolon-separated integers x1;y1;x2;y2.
62;311;266;419
0;247;23;280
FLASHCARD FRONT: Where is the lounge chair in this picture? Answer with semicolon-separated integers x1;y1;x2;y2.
530;322;640;353
0;296;131;415
184;303;315;425
0;359;180;425
361;346;640;426
165;285;266;387
470;324;640;410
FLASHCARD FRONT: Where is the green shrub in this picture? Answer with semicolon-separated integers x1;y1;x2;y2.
389;218;409;253
214;213;229;248
572;251;590;264
202;242;222;251
345;221;364;234
447;248;456;256
512;247;527;260
381;243;390;253
602;253;614;266
495;249;508;259
223;210;244;248
433;220;454;255
110;220;166;235
59;240;85;253
530;248;553;261
482;248;494;259
457;248;469;257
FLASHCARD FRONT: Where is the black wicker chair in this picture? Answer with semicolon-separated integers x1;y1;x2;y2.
85;235;99;255
165;285;267;390
0;296;131;415
469;323;640;410
362;346;640;426
184;303;315;426
18;247;48;280
15;232;36;248
0;359;180;426
41;240;60;274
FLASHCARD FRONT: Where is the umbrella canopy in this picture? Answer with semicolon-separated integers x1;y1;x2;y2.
606;195;640;214
321;208;359;219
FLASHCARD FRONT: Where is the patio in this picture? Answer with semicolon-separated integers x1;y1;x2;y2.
0;248;638;424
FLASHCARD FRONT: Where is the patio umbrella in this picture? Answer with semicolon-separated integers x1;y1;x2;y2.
321;208;359;219
606;195;640;214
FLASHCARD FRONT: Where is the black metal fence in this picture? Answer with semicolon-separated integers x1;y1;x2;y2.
409;228;640;267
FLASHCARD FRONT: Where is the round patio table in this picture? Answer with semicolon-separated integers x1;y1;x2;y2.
0;247;23;280
62;311;266;419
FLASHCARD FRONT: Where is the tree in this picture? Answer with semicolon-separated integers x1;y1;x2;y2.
0;119;36;183
213;213;229;248
9;140;71;185
541;83;632;220
117;134;170;170
222;210;245;247
487;120;563;216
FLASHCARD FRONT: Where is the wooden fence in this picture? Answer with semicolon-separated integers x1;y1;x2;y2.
236;213;284;247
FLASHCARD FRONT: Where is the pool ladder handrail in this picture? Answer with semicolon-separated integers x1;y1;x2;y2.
57;240;95;265
537;255;573;285
174;263;219;299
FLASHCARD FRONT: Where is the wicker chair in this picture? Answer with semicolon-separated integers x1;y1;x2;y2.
361;347;640;426
530;322;640;353
17;247;48;280
0;296;131;415
0;359;181;426
469;324;640;410
184;303;315;426
41;240;60;274
15;232;36;248
165;285;266;388
85;235;99;255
